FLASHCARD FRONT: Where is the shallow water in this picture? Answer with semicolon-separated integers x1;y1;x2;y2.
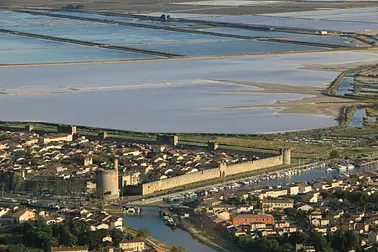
0;47;159;64
336;77;354;96
1;52;377;133
200;27;315;37
0;10;93;28
10;23;235;45
0;87;335;133
267;7;378;17
190;14;378;32
0;33;70;49
0;33;159;64
132;39;324;56
172;0;288;6
54;11;194;27
283;36;361;47
348;108;365;128
0;53;352;88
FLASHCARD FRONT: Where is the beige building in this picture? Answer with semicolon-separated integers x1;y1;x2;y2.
259;189;288;199
0;207;10;217
109;217;123;230
311;218;330;227
119;239;145;252
51;246;88;252
288;185;299;195
39;134;73;145
299;184;312;194
90;223;109;231
262;199;294;211
0;209;36;225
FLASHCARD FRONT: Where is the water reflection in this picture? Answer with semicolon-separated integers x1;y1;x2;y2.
124;208;217;252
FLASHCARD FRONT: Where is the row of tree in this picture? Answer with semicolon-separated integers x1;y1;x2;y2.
0;219;130;251
235;230;361;252
0;220;187;252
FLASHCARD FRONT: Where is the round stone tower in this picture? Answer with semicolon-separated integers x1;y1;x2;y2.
281;148;291;165
95;159;119;199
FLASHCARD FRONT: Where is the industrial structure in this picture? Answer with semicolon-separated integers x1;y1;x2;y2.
96;159;119;199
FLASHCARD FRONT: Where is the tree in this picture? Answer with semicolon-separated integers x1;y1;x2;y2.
136;228;150;238
344;230;360;250
110;229;124;246
6;244;43;252
56;225;77;246
329;150;340;159
6;244;27;252
310;232;330;252
170;246;186;252
284;208;297;219
289;231;310;245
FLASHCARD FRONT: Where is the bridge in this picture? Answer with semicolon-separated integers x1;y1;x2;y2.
121;203;190;209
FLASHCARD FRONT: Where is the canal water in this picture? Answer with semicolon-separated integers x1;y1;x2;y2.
336;76;354;96
123;164;376;252
348;108;377;128
124;207;217;252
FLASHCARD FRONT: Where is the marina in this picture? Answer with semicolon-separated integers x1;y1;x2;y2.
123;162;377;252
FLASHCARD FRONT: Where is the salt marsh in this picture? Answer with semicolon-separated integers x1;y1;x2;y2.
54;11;194;27
0;51;377;133
0;86;335;134
199;27;313;38
9;23;235;45
0;33;160;64
131;39;323;56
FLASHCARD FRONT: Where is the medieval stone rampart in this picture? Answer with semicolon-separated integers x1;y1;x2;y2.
139;149;290;195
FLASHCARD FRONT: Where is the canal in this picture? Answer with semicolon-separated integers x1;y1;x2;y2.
123;164;376;252
124;207;217;252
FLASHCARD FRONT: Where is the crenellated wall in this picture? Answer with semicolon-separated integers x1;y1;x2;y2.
139;149;290;195
142;168;220;195
223;156;283;176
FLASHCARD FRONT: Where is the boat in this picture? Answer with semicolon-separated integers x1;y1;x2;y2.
0;198;18;205
166;218;177;227
336;164;347;171
123;207;141;215
347;164;355;170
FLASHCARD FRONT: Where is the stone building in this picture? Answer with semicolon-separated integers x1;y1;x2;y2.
119;239;145;252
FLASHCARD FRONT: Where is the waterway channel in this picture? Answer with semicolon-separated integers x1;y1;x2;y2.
123;164;377;252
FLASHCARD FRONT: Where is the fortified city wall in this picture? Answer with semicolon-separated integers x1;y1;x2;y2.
140;149;290;195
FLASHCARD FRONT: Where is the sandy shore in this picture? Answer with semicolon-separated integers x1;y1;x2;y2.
213;79;361;117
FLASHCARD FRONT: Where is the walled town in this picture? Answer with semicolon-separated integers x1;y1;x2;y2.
3;0;378;249
0;124;274;199
0;122;377;251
